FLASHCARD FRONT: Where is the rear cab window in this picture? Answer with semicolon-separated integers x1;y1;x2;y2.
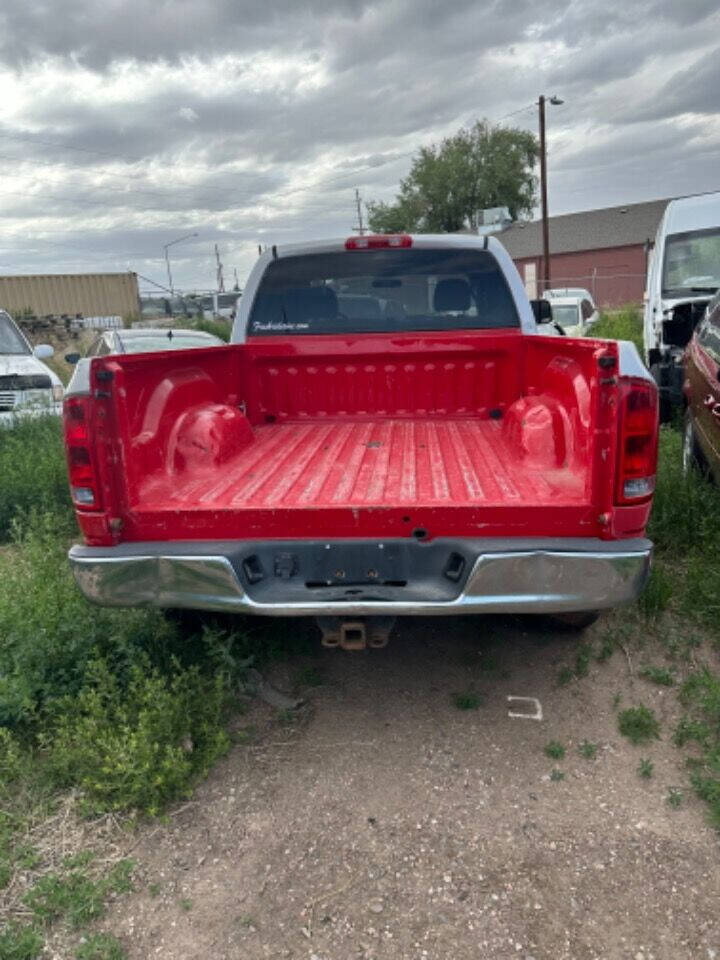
247;248;519;336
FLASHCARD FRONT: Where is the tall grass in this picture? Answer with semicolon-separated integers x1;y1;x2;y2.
648;427;720;627
190;316;231;342
0;416;72;541
592;304;644;355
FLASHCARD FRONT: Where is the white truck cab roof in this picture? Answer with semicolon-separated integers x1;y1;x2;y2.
232;234;539;342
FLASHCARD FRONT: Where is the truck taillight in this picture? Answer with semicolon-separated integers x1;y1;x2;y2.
615;379;658;504
63;397;100;510
345;234;412;250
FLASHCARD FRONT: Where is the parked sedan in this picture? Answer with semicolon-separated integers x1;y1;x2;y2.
683;290;720;478
66;327;225;362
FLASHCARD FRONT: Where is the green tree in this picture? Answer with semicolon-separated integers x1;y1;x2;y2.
367;120;538;234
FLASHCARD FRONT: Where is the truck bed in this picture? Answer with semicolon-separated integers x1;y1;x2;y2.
141;417;583;511
69;330;638;543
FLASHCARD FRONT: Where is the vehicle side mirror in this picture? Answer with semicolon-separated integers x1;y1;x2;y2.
530;299;553;323
64;352;81;365
34;344;54;359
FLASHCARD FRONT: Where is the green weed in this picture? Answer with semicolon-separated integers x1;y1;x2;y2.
666;787;684;809
575;644;592;678
479;652;500;672
674;668;720;827
22;859;134;929
579;740;598;760
0;923;44;959
179;897;193;912
549;769;565;782
24;871;107;928
297;666;323;687
637;758;654;779
75;933;127;960
595;635;616;662
544;740;565;760
618;706;661;745
641;666;675;687
557;667;573;686
637;565;673;620
452;692;483;710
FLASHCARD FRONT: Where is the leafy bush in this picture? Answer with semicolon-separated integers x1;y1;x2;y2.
0;512;168;727
0;416;72;541
618;705;661;745
46;658;230;814
592;305;643;354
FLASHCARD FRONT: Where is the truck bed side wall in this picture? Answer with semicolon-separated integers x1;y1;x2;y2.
76;332;645;545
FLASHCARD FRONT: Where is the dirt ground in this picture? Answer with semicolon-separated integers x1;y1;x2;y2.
102;615;719;960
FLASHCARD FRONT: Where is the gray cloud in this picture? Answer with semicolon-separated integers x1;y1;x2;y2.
0;0;716;289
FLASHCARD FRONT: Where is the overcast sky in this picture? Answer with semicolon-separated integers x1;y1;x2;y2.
0;0;718;291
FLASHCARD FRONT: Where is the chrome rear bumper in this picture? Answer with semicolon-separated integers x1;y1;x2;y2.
69;537;652;616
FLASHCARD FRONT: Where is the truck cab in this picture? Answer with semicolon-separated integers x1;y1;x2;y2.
644;192;720;418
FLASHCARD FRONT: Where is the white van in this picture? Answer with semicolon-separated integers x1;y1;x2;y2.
0;310;63;425
644;191;720;417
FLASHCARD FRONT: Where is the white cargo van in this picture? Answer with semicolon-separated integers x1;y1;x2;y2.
644;191;720;417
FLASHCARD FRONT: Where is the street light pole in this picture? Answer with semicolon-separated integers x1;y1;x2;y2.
162;232;199;296
538;95;563;295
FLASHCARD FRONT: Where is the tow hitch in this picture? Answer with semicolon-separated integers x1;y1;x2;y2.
316;617;395;650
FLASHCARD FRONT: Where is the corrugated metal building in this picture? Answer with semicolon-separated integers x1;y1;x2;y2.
499;199;669;306
0;272;140;320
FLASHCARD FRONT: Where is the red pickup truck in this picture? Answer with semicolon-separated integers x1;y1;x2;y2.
64;235;657;646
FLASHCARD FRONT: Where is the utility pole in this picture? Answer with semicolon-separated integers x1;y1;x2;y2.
538;95;564;295
352;188;366;235
539;96;549;295
163;232;198;296
214;243;225;292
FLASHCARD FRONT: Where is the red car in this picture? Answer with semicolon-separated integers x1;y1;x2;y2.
683;290;720;478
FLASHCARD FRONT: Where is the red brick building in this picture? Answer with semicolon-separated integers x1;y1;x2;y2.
498;198;669;307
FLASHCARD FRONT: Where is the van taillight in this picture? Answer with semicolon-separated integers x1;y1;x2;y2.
345;234;412;250
63;397;100;510
615;379;659;504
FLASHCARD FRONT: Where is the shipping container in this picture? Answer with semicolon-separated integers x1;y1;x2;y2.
0;272;140;321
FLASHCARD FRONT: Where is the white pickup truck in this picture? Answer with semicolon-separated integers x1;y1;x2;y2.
0;310;63;425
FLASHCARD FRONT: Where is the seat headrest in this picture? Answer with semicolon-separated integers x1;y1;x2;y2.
433;278;471;312
286;286;338;324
